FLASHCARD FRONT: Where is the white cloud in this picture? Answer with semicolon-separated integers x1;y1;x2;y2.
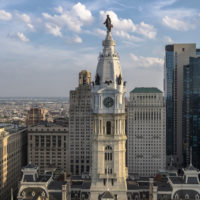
152;0;196;19
154;0;178;10
42;2;94;34
0;10;12;21
162;16;195;31
73;35;82;43
130;53;164;68
136;22;156;39
151;0;199;30
42;12;82;33
17;32;29;42
100;10;136;32
72;2;93;23
115;30;143;42
99;10;157;39
16;13;31;23
27;23;35;31
42;13;52;19
164;36;173;43
0;35;99;96
16;13;35;32
55;6;63;13
45;23;62;37
95;28;106;37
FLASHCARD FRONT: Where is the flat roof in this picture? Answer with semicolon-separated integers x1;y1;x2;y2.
131;87;162;94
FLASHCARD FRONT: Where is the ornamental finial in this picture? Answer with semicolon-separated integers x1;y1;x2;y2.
103;15;113;32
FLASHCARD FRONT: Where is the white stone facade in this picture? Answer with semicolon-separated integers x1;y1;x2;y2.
90;31;127;200
127;88;166;177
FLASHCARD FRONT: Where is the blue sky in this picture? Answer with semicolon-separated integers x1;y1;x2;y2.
0;0;200;96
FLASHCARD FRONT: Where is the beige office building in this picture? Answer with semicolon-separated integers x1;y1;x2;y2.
28;124;69;174
127;88;166;177
26;106;48;126
69;70;93;175
0;126;27;200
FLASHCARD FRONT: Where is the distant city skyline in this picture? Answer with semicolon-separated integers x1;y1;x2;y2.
0;0;200;96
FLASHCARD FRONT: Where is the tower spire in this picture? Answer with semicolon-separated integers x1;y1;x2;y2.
94;15;125;90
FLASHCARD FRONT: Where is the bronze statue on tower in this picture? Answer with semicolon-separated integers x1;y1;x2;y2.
104;15;113;32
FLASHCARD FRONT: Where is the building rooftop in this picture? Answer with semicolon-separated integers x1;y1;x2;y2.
155;182;173;192
48;180;66;190
169;176;185;184
131;87;162;94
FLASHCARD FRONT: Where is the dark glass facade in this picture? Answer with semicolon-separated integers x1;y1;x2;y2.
164;45;175;155
183;57;200;168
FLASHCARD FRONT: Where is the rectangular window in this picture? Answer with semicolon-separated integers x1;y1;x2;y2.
58;136;61;147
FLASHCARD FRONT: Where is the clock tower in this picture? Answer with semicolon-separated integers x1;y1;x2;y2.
90;16;128;200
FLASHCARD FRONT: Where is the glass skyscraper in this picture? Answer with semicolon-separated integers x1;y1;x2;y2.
164;44;197;167
183;57;200;168
164;45;175;156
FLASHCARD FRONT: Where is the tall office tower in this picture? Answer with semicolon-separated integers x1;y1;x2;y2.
127;87;166;177
0;126;27;200
26;106;48;126
183;57;200;168
28;123;69;174
164;44;198;166
69;70;93;175
90;16;127;200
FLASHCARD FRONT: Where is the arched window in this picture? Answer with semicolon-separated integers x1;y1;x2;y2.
175;193;179;199
105;146;112;161
185;194;189;199
106;121;111;135
105;146;112;150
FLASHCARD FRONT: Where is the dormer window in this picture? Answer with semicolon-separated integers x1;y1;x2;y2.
42;191;46;197
175;193;179;199
32;191;35;197
185;194;189;199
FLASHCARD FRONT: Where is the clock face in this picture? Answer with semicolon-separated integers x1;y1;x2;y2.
103;97;114;108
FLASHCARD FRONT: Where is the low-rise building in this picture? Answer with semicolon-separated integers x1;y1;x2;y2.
28;123;69;174
17;161;200;200
17;163;69;200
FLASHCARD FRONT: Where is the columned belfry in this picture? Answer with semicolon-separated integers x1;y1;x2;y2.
90;15;128;200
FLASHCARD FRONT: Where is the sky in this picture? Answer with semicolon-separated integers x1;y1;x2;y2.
0;0;200;97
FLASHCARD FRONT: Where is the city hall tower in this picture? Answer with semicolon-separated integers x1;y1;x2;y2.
90;15;128;200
